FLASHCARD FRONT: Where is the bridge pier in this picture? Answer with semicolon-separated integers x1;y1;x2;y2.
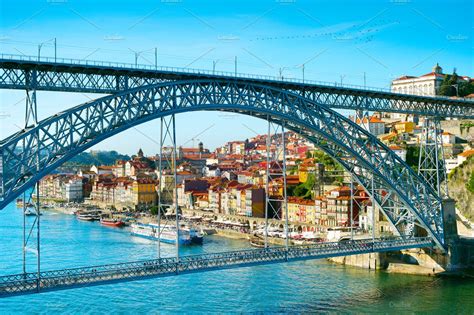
264;117;288;249
332;199;474;275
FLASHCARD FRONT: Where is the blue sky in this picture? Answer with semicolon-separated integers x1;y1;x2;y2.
0;0;472;155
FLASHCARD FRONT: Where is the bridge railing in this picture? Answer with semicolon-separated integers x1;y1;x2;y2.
0;237;433;295
3;53;471;103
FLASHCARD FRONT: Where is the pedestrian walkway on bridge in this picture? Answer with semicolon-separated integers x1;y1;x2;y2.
0;237;432;297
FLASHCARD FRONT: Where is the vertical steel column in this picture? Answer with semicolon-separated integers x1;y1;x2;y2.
281;123;289;251
418;118;448;198
157;115;178;261
23;69;41;290
264;116;271;248
264;117;288;249
350;175;354;240
371;171;375;241
172;115;179;261
157;118;164;260
22;192;26;275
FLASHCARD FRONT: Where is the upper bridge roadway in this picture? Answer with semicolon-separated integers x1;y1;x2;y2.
1;54;473;119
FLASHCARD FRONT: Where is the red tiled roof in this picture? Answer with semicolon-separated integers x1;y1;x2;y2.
458;150;474;158
419;72;444;78
356;116;384;124
393;75;416;81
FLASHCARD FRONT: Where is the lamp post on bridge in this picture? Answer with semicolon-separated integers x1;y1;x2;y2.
279;67;290;80
451;84;459;97
340;74;346;86
130;48;156;68
212;60;220;74
37;38;55;61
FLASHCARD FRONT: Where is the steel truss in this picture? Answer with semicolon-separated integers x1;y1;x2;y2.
264;118;288;249
0;237;433;297
157;115;179;259
20;69;41;292
0;58;473;119
418;118;449;198
0;80;446;250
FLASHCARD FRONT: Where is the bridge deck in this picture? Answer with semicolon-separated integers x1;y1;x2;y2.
0;54;473;118
0;237;432;297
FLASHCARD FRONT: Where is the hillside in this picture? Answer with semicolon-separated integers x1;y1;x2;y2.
64;150;131;167
448;156;474;220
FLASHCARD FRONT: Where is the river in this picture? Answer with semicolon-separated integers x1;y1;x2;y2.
0;203;473;313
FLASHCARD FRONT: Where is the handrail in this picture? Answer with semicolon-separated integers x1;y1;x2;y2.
0;237;432;286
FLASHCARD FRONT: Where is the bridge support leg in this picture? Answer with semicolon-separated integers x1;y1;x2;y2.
418;118;448;198
350;175;354;240
157;115;179;261
22;75;41;291
264;117;288;251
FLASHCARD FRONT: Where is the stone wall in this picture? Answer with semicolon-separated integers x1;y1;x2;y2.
441;119;474;143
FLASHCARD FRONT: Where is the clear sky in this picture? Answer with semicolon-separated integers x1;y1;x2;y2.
0;0;472;155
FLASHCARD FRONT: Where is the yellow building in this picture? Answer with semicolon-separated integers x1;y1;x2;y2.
286;198;301;222
394;121;415;134
298;159;315;183
132;179;157;206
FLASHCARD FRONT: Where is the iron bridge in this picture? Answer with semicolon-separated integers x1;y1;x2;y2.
0;54;471;296
0;237;432;297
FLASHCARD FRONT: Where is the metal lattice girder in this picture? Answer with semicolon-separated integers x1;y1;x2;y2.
0;237;432;297
264;118;288;248
418;118;449;198
0;57;473;118
0;80;446;250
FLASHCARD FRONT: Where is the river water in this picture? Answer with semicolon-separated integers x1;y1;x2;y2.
0;203;473;314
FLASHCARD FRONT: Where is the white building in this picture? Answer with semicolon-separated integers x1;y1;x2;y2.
90;165;113;175
441;132;456;145
389;64;471;121
64;177;83;202
203;165;220;177
356;115;386;136
388;145;407;162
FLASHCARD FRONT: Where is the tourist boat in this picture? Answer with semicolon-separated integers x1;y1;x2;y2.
100;218;125;227
130;223;203;245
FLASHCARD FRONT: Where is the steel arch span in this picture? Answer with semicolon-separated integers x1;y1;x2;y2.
0;80;445;249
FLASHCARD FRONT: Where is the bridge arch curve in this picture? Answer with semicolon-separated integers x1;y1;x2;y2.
0;79;444;248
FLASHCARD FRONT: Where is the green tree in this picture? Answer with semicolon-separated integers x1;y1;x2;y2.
467;172;474;194
458;81;474;97
406;146;421;170
293;185;309;198
150;206;159;216
438;74;455;96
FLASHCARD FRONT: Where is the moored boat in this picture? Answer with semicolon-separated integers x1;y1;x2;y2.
100;218;125;227
24;208;42;216
249;235;265;248
130;223;203;245
77;214;100;221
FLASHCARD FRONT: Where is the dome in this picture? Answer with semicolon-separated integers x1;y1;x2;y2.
432;63;443;74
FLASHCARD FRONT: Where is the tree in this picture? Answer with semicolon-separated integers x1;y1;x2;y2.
293;185;309;198
467;172;474;194
438;74;455;96
458;81;474;97
406;146;421;170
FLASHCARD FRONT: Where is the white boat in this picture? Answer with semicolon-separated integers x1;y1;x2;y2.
130;223;203;245
24;208;42;216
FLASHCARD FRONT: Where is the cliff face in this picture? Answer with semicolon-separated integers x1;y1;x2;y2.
448;156;474;220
